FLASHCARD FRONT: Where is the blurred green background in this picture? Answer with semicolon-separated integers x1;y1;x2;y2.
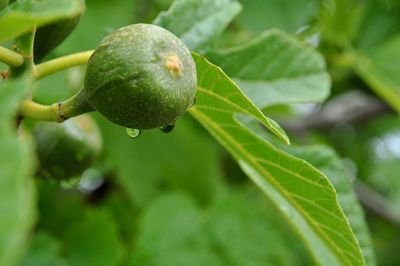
14;0;400;265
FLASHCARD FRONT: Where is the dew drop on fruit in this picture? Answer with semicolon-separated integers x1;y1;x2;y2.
160;124;175;133
126;128;141;139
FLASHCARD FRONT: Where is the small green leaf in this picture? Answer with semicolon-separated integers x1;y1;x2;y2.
0;76;36;266
206;29;331;107
154;0;242;51
64;209;124;266
0;0;84;42
355;35;400;112
189;53;366;266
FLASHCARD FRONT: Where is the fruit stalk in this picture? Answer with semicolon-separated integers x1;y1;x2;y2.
34;50;93;79
18;89;93;122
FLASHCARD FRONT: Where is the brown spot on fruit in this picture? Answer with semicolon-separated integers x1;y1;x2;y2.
164;54;182;77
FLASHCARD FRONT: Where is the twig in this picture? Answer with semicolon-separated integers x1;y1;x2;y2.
282;90;393;134
354;179;400;226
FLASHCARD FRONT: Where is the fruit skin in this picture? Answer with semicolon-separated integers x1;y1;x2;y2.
83;23;197;130
33;15;81;63
32;115;102;180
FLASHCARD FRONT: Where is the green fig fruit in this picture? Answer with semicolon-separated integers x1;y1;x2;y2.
33;115;102;180
82;23;197;129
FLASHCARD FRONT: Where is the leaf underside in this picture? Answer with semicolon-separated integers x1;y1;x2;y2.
189;53;366;266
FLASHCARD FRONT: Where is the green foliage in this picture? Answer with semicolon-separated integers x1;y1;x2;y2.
19;232;63;266
0;0;8;11
99;115;224;206
206;29;330;107
286;145;376;266
63;209;124;266
129;191;310;266
3;0;400;265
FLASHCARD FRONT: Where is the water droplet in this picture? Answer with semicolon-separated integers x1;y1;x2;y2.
190;97;197;107
160;124;175;133
126;128;141;139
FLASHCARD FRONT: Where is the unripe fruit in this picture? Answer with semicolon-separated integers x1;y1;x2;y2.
33;115;102;180
83;23;197;129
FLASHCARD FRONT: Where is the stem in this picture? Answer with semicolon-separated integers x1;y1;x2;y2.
18;89;94;122
9;29;36;78
18;100;61;122
0;46;24;67
34;50;94;80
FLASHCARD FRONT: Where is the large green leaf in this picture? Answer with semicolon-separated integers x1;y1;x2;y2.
0;77;36;266
228;116;376;265
154;0;242;51
206;29;330;107
189;53;365;266
0;0;84;42
355;35;400;112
